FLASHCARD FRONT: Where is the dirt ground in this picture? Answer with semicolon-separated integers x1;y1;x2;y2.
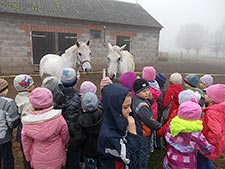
2;57;225;168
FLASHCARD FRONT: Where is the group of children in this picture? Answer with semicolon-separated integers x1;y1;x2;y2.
0;66;224;169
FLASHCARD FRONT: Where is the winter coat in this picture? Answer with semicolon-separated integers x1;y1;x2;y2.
149;80;161;120
78;108;103;157
98;84;140;169
132;96;162;136
53;84;81;144
22;107;69;169
14;92;32;142
202;103;225;160
0;96;19;144
163;84;182;119
164;118;214;169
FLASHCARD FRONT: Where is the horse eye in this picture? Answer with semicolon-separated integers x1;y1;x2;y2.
78;52;82;56
118;58;121;61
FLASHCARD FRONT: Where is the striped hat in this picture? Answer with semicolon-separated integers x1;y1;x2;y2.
0;79;9;93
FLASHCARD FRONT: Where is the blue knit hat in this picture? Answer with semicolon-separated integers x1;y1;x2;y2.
184;74;199;87
155;73;166;88
60;68;77;87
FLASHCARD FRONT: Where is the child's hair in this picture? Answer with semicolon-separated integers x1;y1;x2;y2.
0;79;8;93
29;87;53;109
82;92;99;112
13;74;34;92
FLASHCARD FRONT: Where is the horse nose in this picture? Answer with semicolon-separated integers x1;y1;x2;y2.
84;68;92;72
110;74;116;80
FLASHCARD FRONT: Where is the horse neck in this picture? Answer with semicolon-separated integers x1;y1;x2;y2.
61;46;77;69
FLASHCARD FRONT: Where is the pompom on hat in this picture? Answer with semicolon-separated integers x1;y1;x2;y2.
82;92;99;112
184;74;199;87
169;72;182;84
206;84;225;104
200;74;213;87
0;79;9;93
142;66;156;81
80;81;97;95
60;68;77;87
29;87;53;109
13;74;34;92
133;78;150;94
178;100;202;120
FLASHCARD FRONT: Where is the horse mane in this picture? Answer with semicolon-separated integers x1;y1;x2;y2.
62;44;77;57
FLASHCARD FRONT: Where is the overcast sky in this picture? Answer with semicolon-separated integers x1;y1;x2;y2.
120;0;225;52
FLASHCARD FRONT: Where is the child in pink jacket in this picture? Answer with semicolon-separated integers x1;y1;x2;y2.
22;87;69;169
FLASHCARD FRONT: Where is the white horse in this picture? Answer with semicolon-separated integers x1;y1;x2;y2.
107;42;135;79
40;41;92;79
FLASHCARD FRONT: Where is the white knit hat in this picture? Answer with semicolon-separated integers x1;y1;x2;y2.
200;74;213;87
13;74;34;92
169;72;182;84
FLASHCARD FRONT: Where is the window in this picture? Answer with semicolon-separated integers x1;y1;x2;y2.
90;30;101;39
32;31;55;64
58;33;77;54
116;36;130;51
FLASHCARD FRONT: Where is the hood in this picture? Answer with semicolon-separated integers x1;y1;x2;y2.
149;80;160;90
102;84;129;134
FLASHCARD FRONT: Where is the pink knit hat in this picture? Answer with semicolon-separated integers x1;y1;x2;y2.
80;81;97;95
142;66;156;81
206;84;225;103
30;87;53;109
178;100;202;120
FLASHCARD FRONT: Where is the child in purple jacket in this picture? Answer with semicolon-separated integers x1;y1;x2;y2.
164;100;214;169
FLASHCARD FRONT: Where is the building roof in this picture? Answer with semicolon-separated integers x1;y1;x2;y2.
0;0;163;28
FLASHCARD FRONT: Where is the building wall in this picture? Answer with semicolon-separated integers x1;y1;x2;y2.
0;15;160;74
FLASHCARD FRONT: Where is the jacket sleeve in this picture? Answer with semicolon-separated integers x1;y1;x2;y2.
5;100;20;128
21;129;33;161
163;91;171;108
138;106;162;130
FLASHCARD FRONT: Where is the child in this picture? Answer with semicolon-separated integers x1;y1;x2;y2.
164;100;215;169
13;74;35;169
197;84;225;168
132;78;162;169
79;92;103;169
53;68;82;169
98;84;140;169
199;74;213;90
162;72;183;123
21;87;69;169
79;81;97;95
119;71;137;98
0;78;19;169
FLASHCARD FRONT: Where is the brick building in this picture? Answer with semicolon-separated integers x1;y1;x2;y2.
0;0;162;74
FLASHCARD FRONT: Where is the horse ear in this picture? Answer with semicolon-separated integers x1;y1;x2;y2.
108;42;112;49
120;44;126;51
76;41;80;48
86;40;90;46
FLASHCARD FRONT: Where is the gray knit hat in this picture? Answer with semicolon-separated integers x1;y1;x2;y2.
82;92;99;112
200;74;213;87
178;89;197;104
13;74;34;92
60;68;77;87
42;76;59;92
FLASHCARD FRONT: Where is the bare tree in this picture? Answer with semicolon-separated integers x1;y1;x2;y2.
176;24;206;54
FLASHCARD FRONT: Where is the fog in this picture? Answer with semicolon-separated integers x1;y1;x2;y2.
120;0;225;54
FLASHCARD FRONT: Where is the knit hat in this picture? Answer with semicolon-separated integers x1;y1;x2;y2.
80;81;97;95
178;100;202;120
42;76;59;92
30;87;53;109
82;92;99;112
0;79;9;93
184;74;199;87
100;77;112;90
60;68;77;87
142;66;156;81
119;71;137;91
133;78;150;94
206;84;225;104
13;74;34;92
169;72;182;84
155;73;166;88
200;74;213;87
178;89;197;104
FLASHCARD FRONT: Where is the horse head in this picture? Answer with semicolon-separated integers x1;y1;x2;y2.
74;40;92;73
107;42;126;80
